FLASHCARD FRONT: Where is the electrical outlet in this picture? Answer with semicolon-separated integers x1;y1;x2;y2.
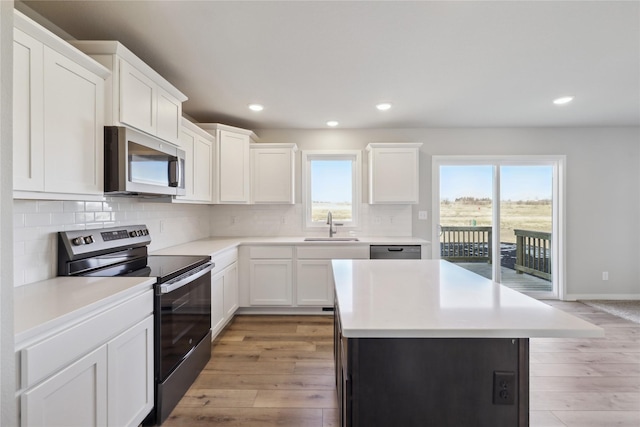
418;211;428;220
231;216;238;224
602;271;609;281
493;371;515;405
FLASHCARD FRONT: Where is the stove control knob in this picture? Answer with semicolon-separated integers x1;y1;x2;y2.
129;231;137;238
72;237;85;246
136;230;143;236
84;235;94;244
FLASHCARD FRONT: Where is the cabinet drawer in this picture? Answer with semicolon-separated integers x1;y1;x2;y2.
211;248;238;275
249;246;293;259
296;245;369;259
20;290;153;389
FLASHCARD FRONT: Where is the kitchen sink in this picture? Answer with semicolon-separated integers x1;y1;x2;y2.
304;237;360;242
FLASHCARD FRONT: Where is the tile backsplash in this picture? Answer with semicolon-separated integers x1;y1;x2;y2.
13;198;210;287
209;203;412;237
14;199;411;287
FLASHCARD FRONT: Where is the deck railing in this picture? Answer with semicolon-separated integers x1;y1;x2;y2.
514;229;552;280
440;226;492;263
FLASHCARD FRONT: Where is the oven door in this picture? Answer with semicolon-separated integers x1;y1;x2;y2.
157;264;212;381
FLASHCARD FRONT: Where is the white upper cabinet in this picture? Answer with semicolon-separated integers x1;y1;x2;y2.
199;123;257;204
251;144;298;204
13;11;109;200
366;143;423;204
175;118;214;203
69;40;187;145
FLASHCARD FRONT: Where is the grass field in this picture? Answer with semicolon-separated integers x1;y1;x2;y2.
440;199;551;244
311;202;352;222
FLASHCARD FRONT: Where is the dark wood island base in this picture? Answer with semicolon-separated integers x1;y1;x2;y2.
334;305;529;427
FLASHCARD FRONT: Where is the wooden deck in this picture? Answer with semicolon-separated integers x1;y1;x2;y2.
162;310;639;427
455;262;553;293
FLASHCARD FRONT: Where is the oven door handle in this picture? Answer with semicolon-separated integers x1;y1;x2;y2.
159;262;215;294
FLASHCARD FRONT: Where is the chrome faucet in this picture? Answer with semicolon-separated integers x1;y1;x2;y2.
327;211;336;237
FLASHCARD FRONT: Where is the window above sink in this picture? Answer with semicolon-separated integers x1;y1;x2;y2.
301;150;362;231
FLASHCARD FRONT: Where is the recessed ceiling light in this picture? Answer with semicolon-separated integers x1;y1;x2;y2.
553;96;574;105
326;120;339;127
248;104;264;112
376;103;392;111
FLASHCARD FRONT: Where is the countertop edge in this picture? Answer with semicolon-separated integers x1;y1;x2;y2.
152;236;430;256
15;277;155;349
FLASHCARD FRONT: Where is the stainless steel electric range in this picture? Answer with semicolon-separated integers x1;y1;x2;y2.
57;224;213;425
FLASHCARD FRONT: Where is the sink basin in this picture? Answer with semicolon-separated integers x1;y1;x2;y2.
304;237;360;242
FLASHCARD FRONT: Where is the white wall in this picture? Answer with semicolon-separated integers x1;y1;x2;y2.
14;198;210;286
1;1;16;425
256;127;640;299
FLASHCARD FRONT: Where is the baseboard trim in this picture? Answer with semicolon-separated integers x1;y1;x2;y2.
565;293;640;301
236;306;333;315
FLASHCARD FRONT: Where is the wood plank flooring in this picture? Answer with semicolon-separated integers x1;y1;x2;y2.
162;315;337;427
162;303;640;427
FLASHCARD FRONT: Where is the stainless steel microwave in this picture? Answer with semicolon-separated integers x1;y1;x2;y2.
104;126;186;196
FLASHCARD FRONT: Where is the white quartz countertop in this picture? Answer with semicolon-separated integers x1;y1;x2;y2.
15;276;155;347
332;259;604;339
152;236;429;257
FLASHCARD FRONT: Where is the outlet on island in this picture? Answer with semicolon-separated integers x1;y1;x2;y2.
493;371;515;405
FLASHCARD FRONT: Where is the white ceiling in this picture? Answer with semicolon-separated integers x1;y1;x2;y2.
20;0;640;129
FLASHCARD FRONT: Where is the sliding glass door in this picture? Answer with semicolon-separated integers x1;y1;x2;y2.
433;157;564;299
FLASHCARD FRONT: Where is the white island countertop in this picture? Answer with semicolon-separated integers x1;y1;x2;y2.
332;259;603;339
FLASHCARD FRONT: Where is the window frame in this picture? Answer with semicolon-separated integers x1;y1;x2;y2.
301;150;362;230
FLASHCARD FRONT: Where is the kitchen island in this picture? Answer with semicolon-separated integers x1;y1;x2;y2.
332;259;603;427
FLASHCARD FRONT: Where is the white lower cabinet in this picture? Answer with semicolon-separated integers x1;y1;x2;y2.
18;290;154;427
210;249;239;338
22;346;108;427
296;260;334;306
107;316;154;427
244;245;368;308
249;260;293;305
223;263;239;317
211;272;225;336
295;246;369;307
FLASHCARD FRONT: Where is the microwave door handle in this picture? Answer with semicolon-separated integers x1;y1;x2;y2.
177;157;184;189
168;157;179;187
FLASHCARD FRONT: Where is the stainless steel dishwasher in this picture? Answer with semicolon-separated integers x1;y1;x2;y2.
370;245;422;259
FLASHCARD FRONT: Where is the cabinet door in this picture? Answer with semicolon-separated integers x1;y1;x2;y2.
42;47;104;195
22;346;108;427
13;29;44;192
211;271;226;336
251;148;294;204
177;128;196;201
107;316;154;427
193;134;213;202
223;262;239;317
218;130;250;203
156;87;182;145
249;260;293;305
296;260;334;306
119;60;156;135
369;147;419;204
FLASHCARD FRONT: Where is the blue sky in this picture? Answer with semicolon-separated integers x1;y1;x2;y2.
440;165;553;201
311;160;352;203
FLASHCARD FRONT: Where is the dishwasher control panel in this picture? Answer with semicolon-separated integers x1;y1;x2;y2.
370;245;421;259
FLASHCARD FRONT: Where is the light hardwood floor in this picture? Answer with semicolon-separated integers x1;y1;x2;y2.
162;303;639;427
